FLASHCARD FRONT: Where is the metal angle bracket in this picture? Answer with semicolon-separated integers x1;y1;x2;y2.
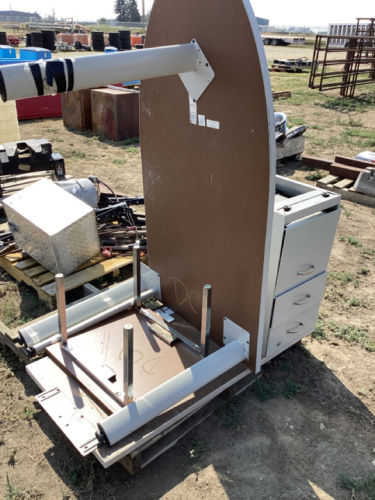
179;39;215;102
36;387;101;456
223;317;250;361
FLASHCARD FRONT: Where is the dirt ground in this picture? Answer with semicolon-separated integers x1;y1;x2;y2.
1;45;375;500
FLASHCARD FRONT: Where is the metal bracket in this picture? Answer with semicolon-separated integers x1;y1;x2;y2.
179;39;215;102
223;317;250;361
36;387;101;456
141;263;161;300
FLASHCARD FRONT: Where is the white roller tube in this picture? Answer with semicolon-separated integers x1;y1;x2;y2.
0;44;198;101
19;277;150;347
98;340;247;446
28;288;155;355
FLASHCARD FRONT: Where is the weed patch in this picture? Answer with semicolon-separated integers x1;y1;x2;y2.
312;321;328;340
306;169;324;181
347;236;363;247
339;473;375;500
217;398;244;428
327;321;375;351
253;378;279;401
188;439;205;462
8;449;16;466
329;271;359;287
283;377;306;398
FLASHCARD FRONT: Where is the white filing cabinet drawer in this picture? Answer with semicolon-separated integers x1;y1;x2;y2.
271;271;328;328
275;209;340;296
266;302;321;357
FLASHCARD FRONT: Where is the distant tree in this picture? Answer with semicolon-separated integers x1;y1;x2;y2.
114;0;141;22
99;17;108;24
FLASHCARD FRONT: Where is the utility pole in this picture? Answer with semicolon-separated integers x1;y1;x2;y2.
142;0;145;26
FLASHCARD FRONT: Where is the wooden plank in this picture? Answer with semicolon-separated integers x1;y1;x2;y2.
3;252;24;263
301;155;332;171
24;264;48;279
0;254;54;307
41;255;133;297
0;319;29;360
330;162;363;180
15;258;38;271
335;178;354;189
317;174;341;188
335;155;374;169
34;255;108;287
272;90;291;100
0;170;53;183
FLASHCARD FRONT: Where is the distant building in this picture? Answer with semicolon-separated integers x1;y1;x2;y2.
0;10;41;22
256;17;269;26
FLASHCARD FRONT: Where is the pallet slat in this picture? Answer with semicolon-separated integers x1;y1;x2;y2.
0;252;133;309
41;255;133;297
24;264;48;278
335;178;354;189
33;255;107;287
15;258;38;271
316;174;340;186
317;175;375;207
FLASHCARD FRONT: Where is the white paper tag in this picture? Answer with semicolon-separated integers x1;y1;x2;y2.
207;119;220;130
189;96;197;125
198;115;206;126
155;309;175;323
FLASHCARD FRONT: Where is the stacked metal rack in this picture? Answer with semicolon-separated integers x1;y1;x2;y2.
309;18;375;97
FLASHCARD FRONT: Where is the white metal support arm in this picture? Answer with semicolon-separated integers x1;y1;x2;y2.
0;40;214;102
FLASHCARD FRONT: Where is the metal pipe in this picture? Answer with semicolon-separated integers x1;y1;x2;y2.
133;245;146;309
0;43;198;101
55;274;68;347
123;325;134;405
98;340;247;447
200;284;212;357
27;288;155;355
133;245;140;309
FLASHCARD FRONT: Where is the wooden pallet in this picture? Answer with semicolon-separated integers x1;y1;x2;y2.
0;172;72;205
272;90;292;100
317;174;375;207
269;65;304;73
0;252;133;309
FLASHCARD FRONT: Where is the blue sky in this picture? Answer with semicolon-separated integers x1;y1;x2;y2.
6;0;375;27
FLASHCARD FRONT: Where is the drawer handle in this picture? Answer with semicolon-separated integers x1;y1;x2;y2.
293;294;311;305
297;265;315;276
287;322;303;334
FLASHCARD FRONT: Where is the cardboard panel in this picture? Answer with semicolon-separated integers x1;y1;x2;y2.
140;0;273;371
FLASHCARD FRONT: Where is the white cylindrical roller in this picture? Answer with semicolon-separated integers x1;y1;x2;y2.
0;44;198;102
28;288;156;355
98;340;247;446
19;277;150;347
